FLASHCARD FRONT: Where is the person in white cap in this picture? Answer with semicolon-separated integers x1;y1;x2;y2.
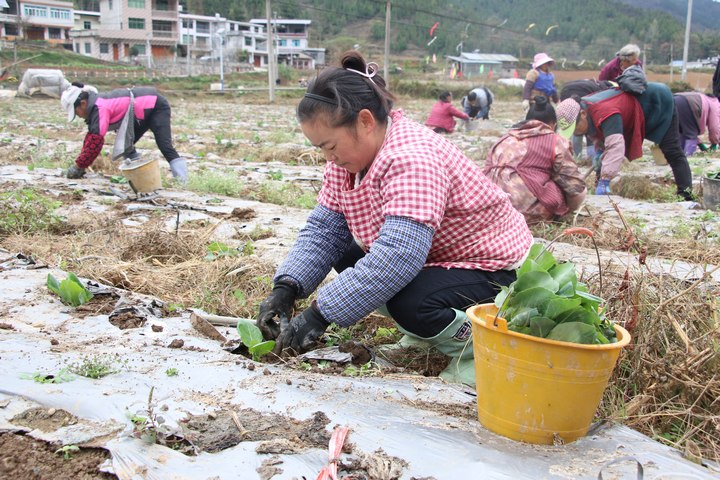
599;44;643;82
522;53;559;112
60;82;188;182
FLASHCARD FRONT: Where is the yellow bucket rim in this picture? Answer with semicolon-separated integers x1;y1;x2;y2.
467;304;631;351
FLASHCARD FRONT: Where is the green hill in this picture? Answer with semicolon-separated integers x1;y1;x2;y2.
180;0;720;65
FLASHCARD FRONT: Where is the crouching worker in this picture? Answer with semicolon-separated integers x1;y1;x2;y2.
60;82;188;182
484;97;587;226
255;51;533;387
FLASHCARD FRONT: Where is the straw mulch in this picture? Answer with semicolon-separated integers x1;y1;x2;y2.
2;216;276;319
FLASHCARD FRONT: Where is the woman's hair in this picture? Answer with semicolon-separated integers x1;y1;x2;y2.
617;43;641;61
71;81;92;106
525;96;557;124
297;50;395;129
439;91;452;102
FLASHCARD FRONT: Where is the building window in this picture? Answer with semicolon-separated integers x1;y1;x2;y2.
5;24;18;36
23;5;48;17
49;28;62;39
83;21;91;29
244;37;252;46
292;39;300;47
108;0;113;10
154;0;170;11
196;21;209;34
279;39;286;47
152;20;172;37
100;43;109;53
74;43;80;53
128;18;145;29
128;0;144;8
134;44;146;55
182;34;190;45
182;19;192;28
50;8;71;20
84;42;91;54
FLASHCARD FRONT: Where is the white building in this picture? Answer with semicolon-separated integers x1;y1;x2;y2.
1;0;74;44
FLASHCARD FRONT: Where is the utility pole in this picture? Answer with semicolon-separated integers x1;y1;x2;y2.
681;0;693;81
266;0;275;102
384;0;391;80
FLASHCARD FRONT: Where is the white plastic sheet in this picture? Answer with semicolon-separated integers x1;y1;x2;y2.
0;262;717;479
17;68;70;98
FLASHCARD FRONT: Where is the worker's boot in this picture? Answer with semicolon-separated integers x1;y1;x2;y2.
380;308;476;387
423;309;476;387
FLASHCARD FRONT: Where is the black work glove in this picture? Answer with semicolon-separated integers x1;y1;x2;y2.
256;281;297;340
66;165;86;179
275;302;330;355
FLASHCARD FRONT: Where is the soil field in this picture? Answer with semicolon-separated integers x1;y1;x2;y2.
0;92;718;479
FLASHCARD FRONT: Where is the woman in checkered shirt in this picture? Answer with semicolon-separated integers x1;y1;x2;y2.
256;51;533;387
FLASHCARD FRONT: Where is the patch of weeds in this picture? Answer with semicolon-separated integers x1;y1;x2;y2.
252;182;317;209
237;319;275;361
343;362;380;377
186;169;245;197
232;289;247;307
47;272;94;307
325;324;353;347
235;224;273;241
55;445;80;460
267;131;296;144
205;241;240;260
267;169;284;181
67;354;123;379
127;387;166;445
0;188;63;235
166;368;179;377
374;326;400;343
21;369;75;384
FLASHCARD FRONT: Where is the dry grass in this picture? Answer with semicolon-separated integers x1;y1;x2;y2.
592;264;720;463
2;218;275;319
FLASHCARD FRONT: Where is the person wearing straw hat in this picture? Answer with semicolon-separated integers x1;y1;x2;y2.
484;96;586;225
522;53;559;112
256;50;532;387
555;83;693;200
60;82;188;182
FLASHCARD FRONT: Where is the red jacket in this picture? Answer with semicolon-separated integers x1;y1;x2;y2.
425;101;469;133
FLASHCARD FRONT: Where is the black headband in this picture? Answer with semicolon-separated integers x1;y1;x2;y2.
304;92;338;106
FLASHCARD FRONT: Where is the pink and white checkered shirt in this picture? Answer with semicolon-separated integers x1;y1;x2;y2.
317;110;532;271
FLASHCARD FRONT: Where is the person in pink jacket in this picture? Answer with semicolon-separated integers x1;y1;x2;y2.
674;92;720;155
424;91;469;133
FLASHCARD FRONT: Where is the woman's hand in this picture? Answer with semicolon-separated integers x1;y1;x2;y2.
274;302;330;355
256;282;297;340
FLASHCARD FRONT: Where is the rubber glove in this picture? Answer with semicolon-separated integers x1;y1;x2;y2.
66;165;86;179
169;157;189;183
274;302;330;355
521;99;530;112
256;282;297;340
595;179;611;195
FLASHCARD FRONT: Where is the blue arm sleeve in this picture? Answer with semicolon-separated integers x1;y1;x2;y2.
316;216;434;327
274;204;354;298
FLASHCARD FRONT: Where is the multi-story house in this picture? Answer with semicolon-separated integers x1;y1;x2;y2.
178;11;226;59
1;0;73;45
69;0;178;62
231;18;323;69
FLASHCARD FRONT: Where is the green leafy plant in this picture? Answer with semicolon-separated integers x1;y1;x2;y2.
495;234;617;345
166;368;179;376
344;362;379;377
236;319;275;361
204;241;240;261
47;272;94;307
55;445;80;460
21;369;75;384
0;188;63;235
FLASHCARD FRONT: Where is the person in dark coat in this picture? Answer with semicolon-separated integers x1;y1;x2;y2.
559;79;615;159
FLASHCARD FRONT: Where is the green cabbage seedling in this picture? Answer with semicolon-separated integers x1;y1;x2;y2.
236;319;275;361
47;272;93;307
495;243;617;345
